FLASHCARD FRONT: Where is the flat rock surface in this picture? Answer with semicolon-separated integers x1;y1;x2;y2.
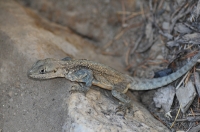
176;81;197;113
153;86;175;112
0;1;169;131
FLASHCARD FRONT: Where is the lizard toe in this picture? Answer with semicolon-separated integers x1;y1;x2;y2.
69;83;89;95
115;102;131;116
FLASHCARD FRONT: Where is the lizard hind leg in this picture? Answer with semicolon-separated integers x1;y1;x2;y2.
111;89;131;114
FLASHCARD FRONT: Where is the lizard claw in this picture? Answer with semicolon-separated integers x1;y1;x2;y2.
69;83;89;95
115;103;131;116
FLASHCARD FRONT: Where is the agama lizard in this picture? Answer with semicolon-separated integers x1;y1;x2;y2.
28;52;200;112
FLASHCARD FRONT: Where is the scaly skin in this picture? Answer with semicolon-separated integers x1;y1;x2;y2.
130;51;200;90
28;52;200;113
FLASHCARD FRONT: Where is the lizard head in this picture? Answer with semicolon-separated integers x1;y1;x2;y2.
28;58;65;79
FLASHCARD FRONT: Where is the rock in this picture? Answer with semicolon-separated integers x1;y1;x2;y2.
162;22;170;30
176;81;197;113
62;89;168;132
189;125;200;132
17;0;124;45
174;23;192;34
0;0;169;131
177;33;200;44
153;86;175;112
194;72;200;97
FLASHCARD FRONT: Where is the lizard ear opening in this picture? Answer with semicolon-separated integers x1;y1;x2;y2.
61;57;72;61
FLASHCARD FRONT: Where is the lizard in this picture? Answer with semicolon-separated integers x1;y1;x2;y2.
27;51;200;112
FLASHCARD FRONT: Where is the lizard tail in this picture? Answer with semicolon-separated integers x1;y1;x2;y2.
130;51;200;90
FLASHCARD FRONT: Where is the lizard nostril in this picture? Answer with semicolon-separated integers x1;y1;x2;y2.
27;70;32;76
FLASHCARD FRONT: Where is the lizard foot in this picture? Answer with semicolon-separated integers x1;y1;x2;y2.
70;83;89;95
115;102;131;116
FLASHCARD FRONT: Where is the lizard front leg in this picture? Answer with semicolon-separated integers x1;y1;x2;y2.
65;69;93;93
111;84;131;114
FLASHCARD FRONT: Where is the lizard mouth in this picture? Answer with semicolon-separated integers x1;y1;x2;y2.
27;68;65;79
27;69;50;79
28;71;55;79
27;72;48;80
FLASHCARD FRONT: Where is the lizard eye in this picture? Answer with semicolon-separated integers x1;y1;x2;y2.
40;69;45;74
